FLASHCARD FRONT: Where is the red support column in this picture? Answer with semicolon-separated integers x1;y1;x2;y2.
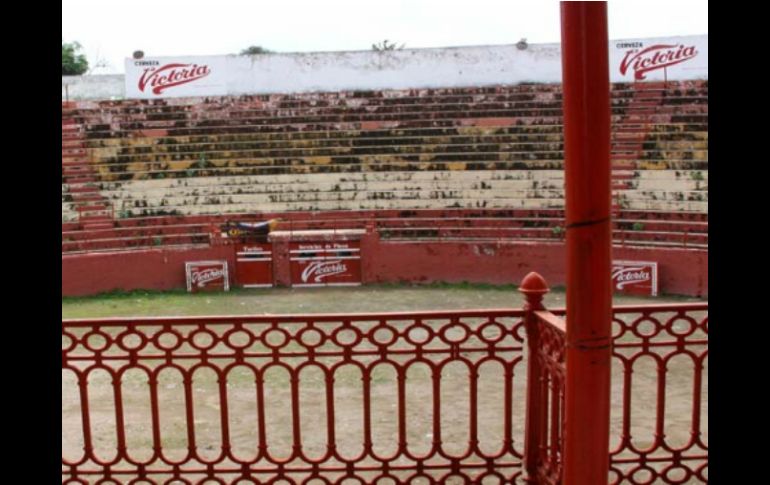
560;2;613;484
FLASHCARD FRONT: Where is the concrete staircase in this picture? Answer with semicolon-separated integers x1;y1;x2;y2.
62;114;113;230
611;81;669;215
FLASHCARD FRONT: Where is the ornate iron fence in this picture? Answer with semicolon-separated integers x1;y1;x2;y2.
62;293;707;484
62;309;530;484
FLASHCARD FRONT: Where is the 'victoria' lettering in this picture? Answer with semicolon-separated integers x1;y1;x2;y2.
138;63;211;95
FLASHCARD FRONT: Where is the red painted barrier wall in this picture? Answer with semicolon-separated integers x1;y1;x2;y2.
62;240;707;297
62;246;236;296
366;240;707;297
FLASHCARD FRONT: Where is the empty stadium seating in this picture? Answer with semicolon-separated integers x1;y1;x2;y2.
61;80;708;253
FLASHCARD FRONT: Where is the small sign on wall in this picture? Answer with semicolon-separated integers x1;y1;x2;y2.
235;243;273;288
290;241;362;287
125;56;228;99
185;261;230;292
612;260;658;296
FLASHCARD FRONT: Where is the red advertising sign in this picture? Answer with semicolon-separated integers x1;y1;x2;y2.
235;243;273;288
612;260;658;296
618;42;698;81
185;261;230;293
290;241;361;287
138;63;211;95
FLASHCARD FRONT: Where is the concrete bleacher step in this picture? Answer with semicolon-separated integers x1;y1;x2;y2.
62;148;87;157
79;213;113;223
64;175;94;185
62;131;83;140
63;166;93;176
612;149;639;156
82;222;114;230
68;184;101;193
613;126;650;133
62;140;86;149
80;211;112;220
67;176;97;184
611;154;640;161
630;93;666;100
612;172;635;180
71;192;103;202
62;157;89;166
76;203;110;212
62;161;91;168
633;92;665;101
625;109;658;118
633;81;667;89
613;142;644;150
623;115;657;124
627;101;659;108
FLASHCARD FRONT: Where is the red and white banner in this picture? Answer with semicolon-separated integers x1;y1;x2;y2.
185;260;230;292
125;56;227;99
612;37;706;82
612;260;658;297
290;241;362;287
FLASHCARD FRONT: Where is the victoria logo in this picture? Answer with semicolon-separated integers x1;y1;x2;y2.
620;44;698;80
138;63;211;95
612;266;651;289
302;260;348;283
191;267;225;287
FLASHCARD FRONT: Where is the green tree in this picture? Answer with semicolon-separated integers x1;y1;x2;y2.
62;41;89;75
372;40;405;51
239;45;272;55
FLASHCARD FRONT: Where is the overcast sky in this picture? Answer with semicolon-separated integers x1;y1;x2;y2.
63;0;708;75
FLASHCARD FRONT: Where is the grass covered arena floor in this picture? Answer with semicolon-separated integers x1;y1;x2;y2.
62;284;707;483
62;283;704;319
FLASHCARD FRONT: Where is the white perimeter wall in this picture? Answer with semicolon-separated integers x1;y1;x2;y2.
62;35;707;100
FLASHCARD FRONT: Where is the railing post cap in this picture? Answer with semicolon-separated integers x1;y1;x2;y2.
519;272;550;297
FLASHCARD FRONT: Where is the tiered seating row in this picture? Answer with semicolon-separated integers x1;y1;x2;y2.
61;81;707;252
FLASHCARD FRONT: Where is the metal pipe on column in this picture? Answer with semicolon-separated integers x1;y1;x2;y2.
559;2;613;484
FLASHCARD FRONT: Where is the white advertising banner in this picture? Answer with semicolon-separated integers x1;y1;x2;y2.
123;35;707;99
124;56;228;99
610;36;707;82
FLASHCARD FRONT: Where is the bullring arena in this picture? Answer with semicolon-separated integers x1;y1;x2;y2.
61;11;708;484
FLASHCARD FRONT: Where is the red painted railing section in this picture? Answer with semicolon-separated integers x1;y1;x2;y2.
521;302;708;484
607;304;708;484
525;311;566;485
62;295;708;484
62;310;530;484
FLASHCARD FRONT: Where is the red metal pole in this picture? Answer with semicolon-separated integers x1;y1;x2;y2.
560;2;613;484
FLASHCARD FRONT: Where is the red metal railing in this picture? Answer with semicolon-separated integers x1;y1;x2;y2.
606;303;708;484
62;282;707;484
524;310;566;485
521;280;708;484
62;309;530;483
